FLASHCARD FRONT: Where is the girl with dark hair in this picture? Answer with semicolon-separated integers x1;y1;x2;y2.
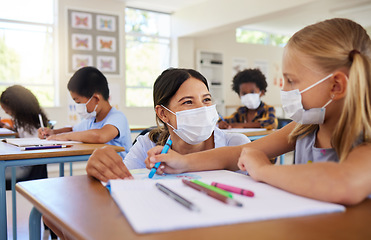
0;85;49;188
86;68;250;182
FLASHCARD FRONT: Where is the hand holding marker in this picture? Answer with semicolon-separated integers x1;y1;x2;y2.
148;138;172;178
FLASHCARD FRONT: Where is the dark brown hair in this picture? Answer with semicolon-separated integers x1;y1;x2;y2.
0;85;49;134
148;68;209;145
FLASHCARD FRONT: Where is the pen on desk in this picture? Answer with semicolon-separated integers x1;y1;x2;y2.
148;138;172;178
20;145;68;151
156;183;200;212
182;179;243;207
211;182;254;197
190;179;233;198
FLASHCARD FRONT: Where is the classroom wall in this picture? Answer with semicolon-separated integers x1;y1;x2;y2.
178;29;285;117
44;0;157;129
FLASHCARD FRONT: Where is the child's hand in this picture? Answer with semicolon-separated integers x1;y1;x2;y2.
86;146;132;182
237;147;271;181
145;146;189;175
38;127;53;139
218;121;231;129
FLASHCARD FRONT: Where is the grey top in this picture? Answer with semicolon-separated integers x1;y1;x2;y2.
295;129;338;164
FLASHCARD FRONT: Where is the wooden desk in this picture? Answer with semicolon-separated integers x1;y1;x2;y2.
242;129;275;138
0;129;17;138
17;175;371;240
0;142;125;240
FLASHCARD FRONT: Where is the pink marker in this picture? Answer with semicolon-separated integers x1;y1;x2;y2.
211;182;254;197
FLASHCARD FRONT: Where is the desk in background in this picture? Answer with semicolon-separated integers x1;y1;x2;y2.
0;142;125;240
0;128;17;138
16;175;371;240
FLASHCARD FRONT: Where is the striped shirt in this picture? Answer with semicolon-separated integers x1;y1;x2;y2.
223;102;278;130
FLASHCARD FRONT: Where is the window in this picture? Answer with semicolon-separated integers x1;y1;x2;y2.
236;28;290;47
0;0;56;107
125;8;171;107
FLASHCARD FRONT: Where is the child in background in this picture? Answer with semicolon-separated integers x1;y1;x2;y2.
38;66;132;158
218;68;277;130
147;18;371;206
0;85;49;189
86;68;250;182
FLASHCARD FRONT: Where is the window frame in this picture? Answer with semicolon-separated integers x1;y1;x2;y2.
124;7;171;108
0;1;58;107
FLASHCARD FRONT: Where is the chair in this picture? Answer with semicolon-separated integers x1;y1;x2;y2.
132;126;157;145
277;118;293;165
277;118;292;129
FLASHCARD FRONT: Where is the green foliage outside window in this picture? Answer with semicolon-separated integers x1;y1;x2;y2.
125;8;170;107
236;28;290;47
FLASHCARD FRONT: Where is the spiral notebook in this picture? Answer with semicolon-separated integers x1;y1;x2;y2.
109;169;345;234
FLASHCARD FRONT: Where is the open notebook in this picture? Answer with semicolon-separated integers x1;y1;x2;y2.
2;138;81;147
109;169;345;234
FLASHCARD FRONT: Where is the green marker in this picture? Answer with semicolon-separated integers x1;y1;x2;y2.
190;179;233;198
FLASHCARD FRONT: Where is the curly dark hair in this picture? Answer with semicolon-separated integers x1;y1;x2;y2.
0;85;49;134
231;68;267;94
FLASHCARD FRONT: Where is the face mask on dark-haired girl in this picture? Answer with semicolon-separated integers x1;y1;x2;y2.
162;105;219;145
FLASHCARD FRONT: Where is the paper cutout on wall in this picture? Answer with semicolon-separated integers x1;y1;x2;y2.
96;36;116;52
71;12;92;29
96;15;116;32
253;60;269;78
72;34;92;51
72;54;93;70
97;56;116;72
232;57;248;77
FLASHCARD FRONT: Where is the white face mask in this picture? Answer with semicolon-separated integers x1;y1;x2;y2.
241;93;261;109
162;104;219;145
75;96;98;119
280;73;333;124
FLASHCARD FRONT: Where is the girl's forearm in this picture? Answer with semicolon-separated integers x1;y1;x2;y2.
256;162;364;205
186;145;245;171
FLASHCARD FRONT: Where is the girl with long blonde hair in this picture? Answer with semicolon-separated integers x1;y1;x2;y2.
147;18;371;205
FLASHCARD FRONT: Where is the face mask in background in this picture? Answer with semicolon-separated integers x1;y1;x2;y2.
241;93;261;109
75;96;98;119
280;73;333;124
162;104;219;145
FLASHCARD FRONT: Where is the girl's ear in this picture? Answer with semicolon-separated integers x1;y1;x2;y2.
155;105;169;123
260;90;266;97
331;71;348;100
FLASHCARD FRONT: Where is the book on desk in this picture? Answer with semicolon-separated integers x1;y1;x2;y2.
2;137;81;150
108;169;345;234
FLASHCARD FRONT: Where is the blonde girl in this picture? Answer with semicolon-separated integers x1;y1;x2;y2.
146;18;371;205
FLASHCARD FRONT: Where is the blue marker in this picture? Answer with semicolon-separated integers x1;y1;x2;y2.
218;113;225;122
148;138;172;178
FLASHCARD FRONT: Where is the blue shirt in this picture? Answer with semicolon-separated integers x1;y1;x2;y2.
73;107;132;158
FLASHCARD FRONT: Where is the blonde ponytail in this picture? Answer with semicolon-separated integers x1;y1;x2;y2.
286;18;371;160
332;52;371;161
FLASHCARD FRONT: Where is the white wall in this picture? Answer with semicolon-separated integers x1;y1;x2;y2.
178;29;284;117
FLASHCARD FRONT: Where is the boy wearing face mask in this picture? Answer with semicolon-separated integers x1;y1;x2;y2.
218;68;278;130
37;66;132;158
